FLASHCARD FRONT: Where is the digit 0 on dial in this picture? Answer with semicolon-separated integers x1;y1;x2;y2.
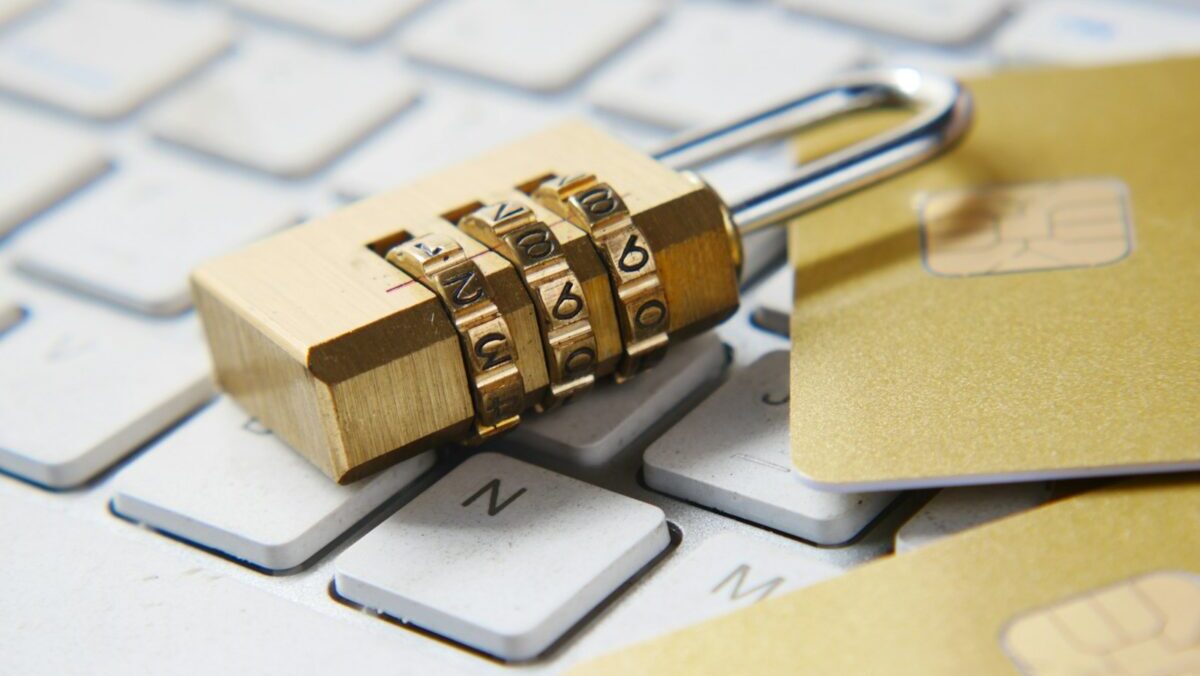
387;234;525;438
458;199;600;408
534;174;670;381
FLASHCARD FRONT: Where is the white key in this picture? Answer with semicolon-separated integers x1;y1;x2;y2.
644;351;896;545
0;489;459;675
583;533;841;653
0;0;231;119
112;398;436;571
0;103;107;236
335;452;669;661
895;482;1055;553
334;89;556;199
0;0;38;26
588;5;866;129
224;0;425;42
780;0;1009;45
150;36;417;177
994;0;1200;65
402;0;665;91
0;281;213;488
13;156;298;315
715;311;788;372
748;264;792;337
507;332;726;469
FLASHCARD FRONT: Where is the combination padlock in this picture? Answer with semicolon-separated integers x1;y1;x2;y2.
192;68;972;483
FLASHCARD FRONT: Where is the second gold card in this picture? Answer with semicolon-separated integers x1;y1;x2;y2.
785;57;1199;491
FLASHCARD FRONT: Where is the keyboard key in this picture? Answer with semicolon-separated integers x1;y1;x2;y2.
0;103;107;236
224;0;425;42
779;0;1009;45
588;5;866;128
507;332;726;469
895;482;1054;553
150;36;417;177
748;264;791;337
583;533;841;653
0;281;213;488
334;89;555;199
644;351;896;545
0;0;38;26
112;398;436;571
714;313;788;373
0;488;457;674
0;0;231;119
402;0;664;91
335;452;669;661
13;156;298;315
994;0;1200;65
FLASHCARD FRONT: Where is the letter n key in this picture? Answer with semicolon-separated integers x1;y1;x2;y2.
462;478;527;516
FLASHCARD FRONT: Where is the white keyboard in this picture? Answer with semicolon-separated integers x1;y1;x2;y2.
0;0;1193;673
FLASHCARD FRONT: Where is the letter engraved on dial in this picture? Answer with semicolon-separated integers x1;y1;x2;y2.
634;299;666;328
514;227;555;261
579;186;617;217
618;234;649;273
474;332;511;371
414;241;444;257
564;347;596;375
485;392;519;421
551;280;583;320
493;201;525;222
443;269;484;307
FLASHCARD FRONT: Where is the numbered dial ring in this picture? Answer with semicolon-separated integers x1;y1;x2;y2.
534;174;668;382
458;200;599;408
387;234;524;438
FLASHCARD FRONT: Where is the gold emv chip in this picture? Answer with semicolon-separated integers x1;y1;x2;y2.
1002;570;1200;675
920;178;1132;277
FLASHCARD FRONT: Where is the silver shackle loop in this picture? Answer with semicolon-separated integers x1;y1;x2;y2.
652;67;973;234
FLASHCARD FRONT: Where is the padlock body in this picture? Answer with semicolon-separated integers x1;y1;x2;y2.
191;121;739;483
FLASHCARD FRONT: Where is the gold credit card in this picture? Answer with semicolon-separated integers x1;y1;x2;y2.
570;476;1200;675
785;57;1200;491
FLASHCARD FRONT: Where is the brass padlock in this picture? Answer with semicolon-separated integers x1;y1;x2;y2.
191;68;972;483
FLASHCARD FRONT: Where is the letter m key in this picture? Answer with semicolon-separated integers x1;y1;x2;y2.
462;478;527;516
711;564;785;603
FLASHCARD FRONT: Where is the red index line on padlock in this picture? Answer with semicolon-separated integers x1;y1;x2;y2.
384;246;497;294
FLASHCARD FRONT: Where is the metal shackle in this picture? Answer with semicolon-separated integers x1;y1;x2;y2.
654;68;973;242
